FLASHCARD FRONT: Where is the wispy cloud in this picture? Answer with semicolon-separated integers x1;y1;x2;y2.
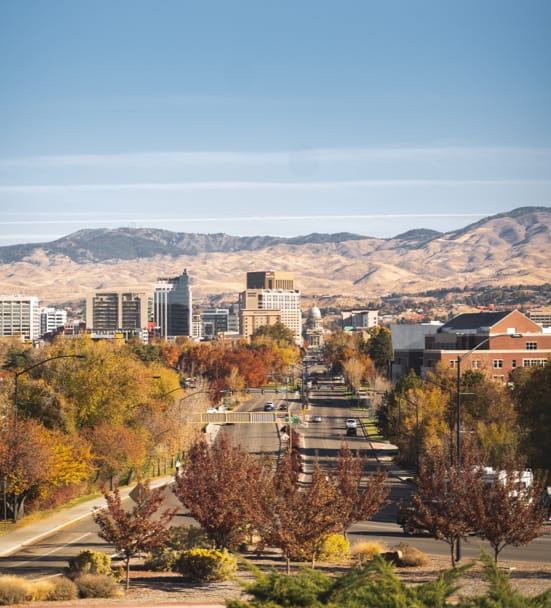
1;178;549;194
1;145;550;169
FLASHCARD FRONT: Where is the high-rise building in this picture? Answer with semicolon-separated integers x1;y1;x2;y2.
246;271;295;290
0;295;41;342
85;291;150;338
153;270;192;339
240;271;302;345
40;307;68;336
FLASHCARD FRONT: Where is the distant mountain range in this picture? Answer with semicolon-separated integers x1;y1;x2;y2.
0;206;549;306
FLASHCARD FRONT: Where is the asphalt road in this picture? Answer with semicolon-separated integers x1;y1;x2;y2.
1;379;550;578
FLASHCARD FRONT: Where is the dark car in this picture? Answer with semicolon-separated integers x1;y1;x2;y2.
346;427;357;436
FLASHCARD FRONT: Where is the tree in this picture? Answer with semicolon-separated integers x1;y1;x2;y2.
258;455;341;572
334;445;389;534
251;322;296;347
511;363;551;474
173;435;268;549
473;466;548;562
408;447;483;566
364;326;393;374
92;480;177;589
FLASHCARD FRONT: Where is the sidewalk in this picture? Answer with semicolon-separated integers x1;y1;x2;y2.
0;476;174;558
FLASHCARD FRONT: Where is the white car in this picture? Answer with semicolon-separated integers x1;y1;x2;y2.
345;418;358;428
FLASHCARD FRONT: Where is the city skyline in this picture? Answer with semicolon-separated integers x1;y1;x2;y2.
1;1;550;246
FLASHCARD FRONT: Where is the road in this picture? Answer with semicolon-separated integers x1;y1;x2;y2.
1;378;550;578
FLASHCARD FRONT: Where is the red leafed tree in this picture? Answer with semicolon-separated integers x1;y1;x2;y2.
334;445;389;534
409;447;483;566
173;435;269;550
92;481;177;589
474;466;548;562
258;454;342;572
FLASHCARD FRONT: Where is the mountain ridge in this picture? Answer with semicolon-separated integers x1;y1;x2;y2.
0;206;549;306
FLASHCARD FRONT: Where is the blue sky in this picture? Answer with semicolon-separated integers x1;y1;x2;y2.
1;0;550;246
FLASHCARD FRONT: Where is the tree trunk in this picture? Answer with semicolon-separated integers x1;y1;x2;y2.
125;557;131;590
450;542;456;568
286;555;291;575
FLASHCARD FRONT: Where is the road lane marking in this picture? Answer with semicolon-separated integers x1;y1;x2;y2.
12;533;92;567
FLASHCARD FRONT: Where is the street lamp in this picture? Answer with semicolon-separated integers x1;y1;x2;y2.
454;332;522;561
9;353;86;522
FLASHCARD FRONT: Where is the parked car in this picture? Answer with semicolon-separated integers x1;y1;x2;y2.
312;415;322;423
345;418;358;428
346;427;357;436
263;402;275;411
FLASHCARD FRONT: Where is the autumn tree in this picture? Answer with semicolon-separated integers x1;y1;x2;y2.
93;480;177;589
334;445;389;534
0;419;91;521
408;446;484;566
258;454;341;572
342;357;365;395
472;465;548;562
173;435;269;549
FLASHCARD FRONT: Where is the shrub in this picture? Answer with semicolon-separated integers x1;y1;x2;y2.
47;577;78;601
166;524;210;550
318;534;350;562
350;541;385;565
67;549;113;577
174;548;238;582
144;548;181;572
0;575;30;605
394;543;429;567
75;574;121;598
27;580;54;602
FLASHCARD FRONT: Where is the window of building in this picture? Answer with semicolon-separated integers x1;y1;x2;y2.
523;359;547;367
492;375;505;383
449;360;456;368
511;359;517;368
493;359;503;369
471;359;481;369
526;341;537;350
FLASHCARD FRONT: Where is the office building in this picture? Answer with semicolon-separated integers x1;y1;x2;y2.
85;291;150;339
153;270;192;339
240;271;302;345
0;295;41;342
40;307;68;336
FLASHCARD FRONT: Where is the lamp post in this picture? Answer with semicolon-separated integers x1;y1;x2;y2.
454;332;522;562
10;354;86;522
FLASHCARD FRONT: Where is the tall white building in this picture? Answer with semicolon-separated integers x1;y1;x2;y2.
40;307;68;336
0;295;41;342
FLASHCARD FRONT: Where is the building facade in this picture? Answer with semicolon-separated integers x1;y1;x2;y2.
304;305;325;349
85;291;150;339
239;271;302;345
40;307;68;336
421;310;551;381
342;309;379;330
0;295;41;342
153;270;192;339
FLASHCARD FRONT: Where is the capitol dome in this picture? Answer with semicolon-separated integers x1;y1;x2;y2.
309;305;321;320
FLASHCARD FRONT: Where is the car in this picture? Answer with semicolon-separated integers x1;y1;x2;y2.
278;403;288;410
206;407;218;413
346;427;357;436
312;415;322;423
345;418;358;428
263;402;275;411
